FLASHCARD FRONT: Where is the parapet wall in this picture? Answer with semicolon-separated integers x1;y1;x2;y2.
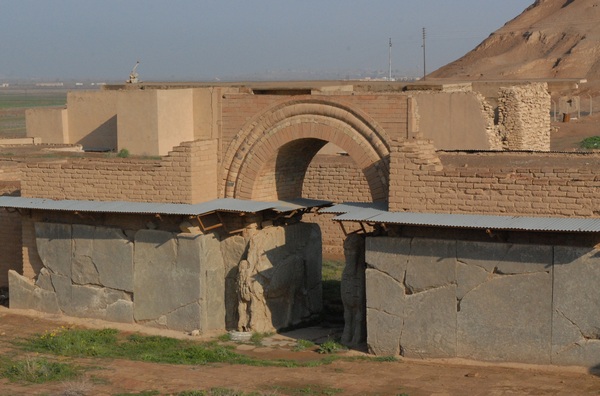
389;139;600;217
21;139;218;204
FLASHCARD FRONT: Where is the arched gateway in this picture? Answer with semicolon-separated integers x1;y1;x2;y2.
222;97;393;202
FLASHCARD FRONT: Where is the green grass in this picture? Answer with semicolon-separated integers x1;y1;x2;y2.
0;91;67;138
0;355;80;383
249;332;273;347
580;136;600;149
316;338;346;355
293;339;316;352
0;92;67;109
18;327;341;368
322;259;344;282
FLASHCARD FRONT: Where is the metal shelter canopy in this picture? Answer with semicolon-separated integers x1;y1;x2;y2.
321;202;600;233
0;196;332;216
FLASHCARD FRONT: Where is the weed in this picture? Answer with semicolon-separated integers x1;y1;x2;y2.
0;355;80;383
117;148;130;158
59;377;94;396
249;332;273;347
580;136;600;149
372;355;398;362
217;332;232;342
269;384;343;395
293;339;315;352
316;338;346;354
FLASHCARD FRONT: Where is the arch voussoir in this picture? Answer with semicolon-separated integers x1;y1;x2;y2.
223;97;392;200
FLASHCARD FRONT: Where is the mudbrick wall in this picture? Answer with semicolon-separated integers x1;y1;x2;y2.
389;139;600;217
364;236;600;367
302;154;373;258
20;139;218;203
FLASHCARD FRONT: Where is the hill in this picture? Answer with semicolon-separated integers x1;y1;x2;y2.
429;0;600;94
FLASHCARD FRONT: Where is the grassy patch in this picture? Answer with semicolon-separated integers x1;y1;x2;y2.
293;339;316;352
19;327;339;368
249;332;273;347
0;355;80;383
317;338;346;355
580;136;600;149
322;259;344;282
269;384;343;395
116;389;266;396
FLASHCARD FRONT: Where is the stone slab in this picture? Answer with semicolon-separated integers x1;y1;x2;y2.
406;238;456;293
457;241;551;274
402;285;457;358
365;237;410;282
8;270;60;314
552;246;600;366
366;308;403;356
71;224;99;285
457;272;552;364
134;230;200;322
35;222;72;278
91;226;134;292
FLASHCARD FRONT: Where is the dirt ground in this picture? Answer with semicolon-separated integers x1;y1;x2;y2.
1;307;600;396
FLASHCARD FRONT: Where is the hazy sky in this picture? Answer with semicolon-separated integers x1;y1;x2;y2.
0;0;533;81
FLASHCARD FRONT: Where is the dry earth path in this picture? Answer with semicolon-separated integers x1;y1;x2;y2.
1;308;600;395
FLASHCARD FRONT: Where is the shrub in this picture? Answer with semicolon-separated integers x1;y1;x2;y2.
580;136;600;149
117;148;130;158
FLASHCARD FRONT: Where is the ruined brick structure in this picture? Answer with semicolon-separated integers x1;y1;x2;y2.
4;80;600;368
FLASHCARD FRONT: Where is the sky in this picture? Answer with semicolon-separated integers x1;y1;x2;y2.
0;0;533;82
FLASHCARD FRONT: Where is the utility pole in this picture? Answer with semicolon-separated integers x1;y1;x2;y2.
422;27;427;80
388;38;392;81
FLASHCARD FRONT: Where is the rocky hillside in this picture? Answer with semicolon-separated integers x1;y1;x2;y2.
429;0;600;93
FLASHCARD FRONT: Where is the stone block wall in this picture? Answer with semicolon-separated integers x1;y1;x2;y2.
20;139;218;204
389;139;600;217
364;236;600;367
10;215;322;333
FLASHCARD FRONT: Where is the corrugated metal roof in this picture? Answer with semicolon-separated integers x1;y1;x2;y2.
319;201;388;214
272;198;332;212
326;202;600;233
0;196;331;216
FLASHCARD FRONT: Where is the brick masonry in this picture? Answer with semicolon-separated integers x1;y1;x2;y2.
21;139;219;204
302;154;373;257
389;139;600;217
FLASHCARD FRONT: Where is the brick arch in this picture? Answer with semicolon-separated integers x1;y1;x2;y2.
223;97;391;201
